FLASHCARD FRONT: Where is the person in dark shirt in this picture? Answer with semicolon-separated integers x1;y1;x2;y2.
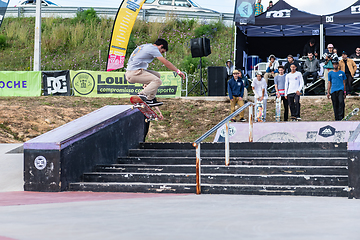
284;55;302;73
228;69;246;122
303;38;319;59
350;48;360;59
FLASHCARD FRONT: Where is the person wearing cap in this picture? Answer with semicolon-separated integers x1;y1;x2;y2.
252;71;268;122
350;48;360;59
322;43;338;94
284;55;302;74
228;69;246;122
225;59;235;80
339;51;357;95
327;61;346;121
285;64;304;121
264;54;279;85
267;0;273;10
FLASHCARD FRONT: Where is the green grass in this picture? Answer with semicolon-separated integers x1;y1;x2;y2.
0;14;234;96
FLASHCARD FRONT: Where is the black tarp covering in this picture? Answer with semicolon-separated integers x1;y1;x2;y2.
322;0;360;25
253;0;321;26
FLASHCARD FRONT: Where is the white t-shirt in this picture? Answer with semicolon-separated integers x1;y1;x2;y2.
251;78;268;99
285;71;304;95
126;43;163;71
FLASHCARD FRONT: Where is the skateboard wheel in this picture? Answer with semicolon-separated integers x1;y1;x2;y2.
141;105;145;109
145;119;149;123
155;118;158;121
131;106;134;110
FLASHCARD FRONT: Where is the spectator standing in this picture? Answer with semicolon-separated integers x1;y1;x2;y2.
239;70;249;102
252;72;268;121
322;43;338;94
267;1;273;10
303;52;320;86
339;51;357;96
264;54;279;84
225;60;235;80
254;0;263;16
350;48;360;59
327;61;346;121
284;55;302;73
303;38;319;59
228;70;246;122
274;66;289;121
285;64;304;121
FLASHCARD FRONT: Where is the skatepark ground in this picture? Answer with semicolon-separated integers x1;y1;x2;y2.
0;143;360;240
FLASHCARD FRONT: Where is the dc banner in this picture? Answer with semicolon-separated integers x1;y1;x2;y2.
70;70;182;98
0;0;9;28
234;0;256;25
0;71;41;96
42;70;71;96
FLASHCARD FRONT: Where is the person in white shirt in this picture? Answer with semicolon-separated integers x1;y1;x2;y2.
285;64;304;121
252;72;268;122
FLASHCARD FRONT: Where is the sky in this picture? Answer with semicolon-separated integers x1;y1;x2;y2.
7;0;358;15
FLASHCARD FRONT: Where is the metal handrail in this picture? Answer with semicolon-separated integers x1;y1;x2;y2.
192;101;255;194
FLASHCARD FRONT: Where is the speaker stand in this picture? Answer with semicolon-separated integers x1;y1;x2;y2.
188;57;207;96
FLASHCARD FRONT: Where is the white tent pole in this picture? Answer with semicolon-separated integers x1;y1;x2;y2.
233;24;237;68
34;0;41;71
320;23;324;57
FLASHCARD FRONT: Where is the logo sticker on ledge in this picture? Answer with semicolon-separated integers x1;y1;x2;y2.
34;156;47;170
318;125;336;138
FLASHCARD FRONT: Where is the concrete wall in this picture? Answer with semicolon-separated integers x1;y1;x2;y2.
23;105;145;192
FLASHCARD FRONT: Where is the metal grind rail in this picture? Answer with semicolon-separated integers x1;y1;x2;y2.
192;101;255;194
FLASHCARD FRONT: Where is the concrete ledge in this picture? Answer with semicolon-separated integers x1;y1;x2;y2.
23;105;145;192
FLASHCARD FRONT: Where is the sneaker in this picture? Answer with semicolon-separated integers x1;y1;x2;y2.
230;119;236;122
240;118;246;122
296;117;302;121
146;98;163;107
137;94;147;101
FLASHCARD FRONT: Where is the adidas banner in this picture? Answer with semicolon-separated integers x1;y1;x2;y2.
42;71;71;96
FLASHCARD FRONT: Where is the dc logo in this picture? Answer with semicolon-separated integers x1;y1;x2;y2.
34;156;47;170
238;2;253;18
47;76;67;94
220;125;237;138
351;5;360;14
266;9;292;18
326;16;334;23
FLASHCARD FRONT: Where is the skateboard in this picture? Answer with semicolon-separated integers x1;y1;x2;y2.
130;96;160;122
275;97;281;122
343;108;359;121
255;100;264;122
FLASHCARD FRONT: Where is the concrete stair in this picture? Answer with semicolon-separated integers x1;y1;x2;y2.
69;142;349;197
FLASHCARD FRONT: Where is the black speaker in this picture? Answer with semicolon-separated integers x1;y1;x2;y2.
208;66;227;96
190;37;211;58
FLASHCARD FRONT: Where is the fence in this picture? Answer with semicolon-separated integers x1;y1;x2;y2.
5;7;234;25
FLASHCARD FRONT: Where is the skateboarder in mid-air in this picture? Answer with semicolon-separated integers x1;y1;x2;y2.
125;38;186;107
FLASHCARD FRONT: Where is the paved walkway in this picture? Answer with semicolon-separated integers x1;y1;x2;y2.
0;144;360;240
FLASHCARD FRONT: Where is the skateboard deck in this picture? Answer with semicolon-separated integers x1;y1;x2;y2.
255;100;264;122
130;96;160;122
343;108;359;121
275;97;281;122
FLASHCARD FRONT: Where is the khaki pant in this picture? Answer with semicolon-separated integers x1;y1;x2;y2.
324;68;331;94
125;69;162;100
243;88;248;101
264;72;278;85
230;97;244;121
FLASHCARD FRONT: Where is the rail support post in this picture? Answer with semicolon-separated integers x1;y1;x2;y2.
225;122;230;166
249;105;254;142
195;143;201;194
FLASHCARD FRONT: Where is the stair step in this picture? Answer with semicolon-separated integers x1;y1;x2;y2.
82;172;348;186
128;149;348;158
69;182;348;197
94;164;348;175
118;156;348;166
